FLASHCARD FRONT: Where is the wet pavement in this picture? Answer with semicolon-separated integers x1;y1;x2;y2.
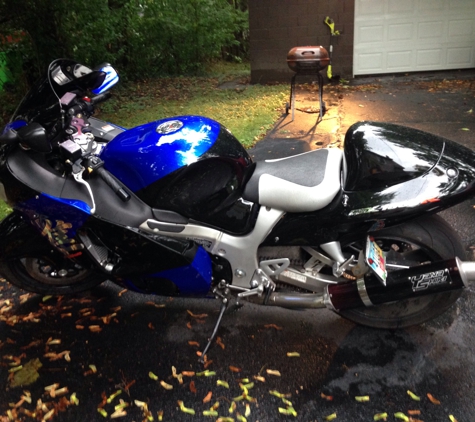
1;73;475;421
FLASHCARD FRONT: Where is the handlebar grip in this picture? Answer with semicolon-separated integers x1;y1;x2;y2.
91;92;111;105
96;166;131;202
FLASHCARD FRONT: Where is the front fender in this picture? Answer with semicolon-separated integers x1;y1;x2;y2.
0;211;53;261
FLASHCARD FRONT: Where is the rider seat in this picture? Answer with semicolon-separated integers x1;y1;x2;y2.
243;148;343;212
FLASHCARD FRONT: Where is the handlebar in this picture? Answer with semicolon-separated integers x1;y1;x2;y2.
90;92;111;106
86;156;130;202
96;166;131;202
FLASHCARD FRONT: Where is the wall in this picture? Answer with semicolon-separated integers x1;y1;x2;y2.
249;0;354;84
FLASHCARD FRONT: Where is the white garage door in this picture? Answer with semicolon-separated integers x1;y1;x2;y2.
354;0;475;75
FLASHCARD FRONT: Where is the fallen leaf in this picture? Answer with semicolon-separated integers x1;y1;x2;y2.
461;128;470;131
182;371;195;377
321;392;334;401
355;395;370;402
217;380;229;388
160;381;173;390
118;289;127;297
325;413;337;421
177;400;195;415
427;393;441;404
188;341;200;347
407;410;421;415
9;358;42;388
203;391;212;403
373;413;388;421
407;390;421;401
229;366;241;373
266;369;281;376
216;337;225;350
264;324;282;330
286;352;300;357
449;415;458;422
394;412;409;421
187;310;207;319
189;381;197;394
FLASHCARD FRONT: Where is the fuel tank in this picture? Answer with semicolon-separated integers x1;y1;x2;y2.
101;115;257;234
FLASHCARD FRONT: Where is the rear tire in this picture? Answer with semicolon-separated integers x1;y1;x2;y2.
0;254;105;295
337;215;466;329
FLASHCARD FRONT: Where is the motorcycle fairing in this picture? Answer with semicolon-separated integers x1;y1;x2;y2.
2;147;213;296
262;122;475;247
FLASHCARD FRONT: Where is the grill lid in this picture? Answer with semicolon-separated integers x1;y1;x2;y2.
287;46;329;73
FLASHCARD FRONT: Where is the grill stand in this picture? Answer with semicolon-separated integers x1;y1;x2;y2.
286;71;326;123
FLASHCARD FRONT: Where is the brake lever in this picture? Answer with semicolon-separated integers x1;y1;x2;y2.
72;162;96;214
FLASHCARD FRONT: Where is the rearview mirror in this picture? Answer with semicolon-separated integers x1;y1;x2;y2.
17;123;51;153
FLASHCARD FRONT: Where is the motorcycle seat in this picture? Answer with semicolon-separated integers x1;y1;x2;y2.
243;148;343;212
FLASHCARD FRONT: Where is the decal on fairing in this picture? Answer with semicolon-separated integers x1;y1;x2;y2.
32;216;84;257
410;269;451;292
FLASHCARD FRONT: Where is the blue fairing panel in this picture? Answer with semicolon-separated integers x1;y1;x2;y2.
100;115;220;192
2;120;27;134
147;246;212;296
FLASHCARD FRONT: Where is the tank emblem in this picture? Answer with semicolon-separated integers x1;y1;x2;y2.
156;120;183;134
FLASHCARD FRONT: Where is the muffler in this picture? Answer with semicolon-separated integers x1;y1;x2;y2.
325;257;475;311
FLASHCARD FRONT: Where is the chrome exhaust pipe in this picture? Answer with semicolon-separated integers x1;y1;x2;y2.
266;292;326;308
325;257;473;311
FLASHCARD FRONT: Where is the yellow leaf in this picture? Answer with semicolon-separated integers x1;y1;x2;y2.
160;381;173;390
325;413;337;421
407;390;421;401
394;412;409;421
373;413;388;421
355;395;370;402
286;352;300;357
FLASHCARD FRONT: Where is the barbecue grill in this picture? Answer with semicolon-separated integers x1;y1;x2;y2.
286;46;329;122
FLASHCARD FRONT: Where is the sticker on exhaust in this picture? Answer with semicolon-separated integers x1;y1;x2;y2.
410;269;451;291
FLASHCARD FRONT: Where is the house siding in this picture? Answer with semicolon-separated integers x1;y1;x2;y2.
250;1;354;84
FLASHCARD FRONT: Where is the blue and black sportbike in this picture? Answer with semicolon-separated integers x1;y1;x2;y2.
1;59;475;356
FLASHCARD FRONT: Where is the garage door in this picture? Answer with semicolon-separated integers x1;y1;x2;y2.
354;0;475;75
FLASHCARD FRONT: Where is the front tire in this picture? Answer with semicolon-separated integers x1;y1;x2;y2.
0;254;105;295
337;215;466;329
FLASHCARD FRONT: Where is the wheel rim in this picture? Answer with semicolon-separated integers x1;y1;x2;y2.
20;256;91;286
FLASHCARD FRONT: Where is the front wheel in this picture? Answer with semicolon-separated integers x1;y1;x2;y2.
337;215;466;329
0;254;105;295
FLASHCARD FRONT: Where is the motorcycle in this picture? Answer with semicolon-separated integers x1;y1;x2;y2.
1;59;475;359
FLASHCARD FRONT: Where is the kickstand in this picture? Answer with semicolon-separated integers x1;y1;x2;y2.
199;298;229;364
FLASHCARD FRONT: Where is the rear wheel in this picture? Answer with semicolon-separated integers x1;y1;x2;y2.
0;254;105;295
337;215;466;329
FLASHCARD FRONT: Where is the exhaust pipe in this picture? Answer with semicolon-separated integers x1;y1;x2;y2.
325;257;475;311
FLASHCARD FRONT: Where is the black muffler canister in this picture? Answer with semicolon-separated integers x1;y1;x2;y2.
326;257;473;311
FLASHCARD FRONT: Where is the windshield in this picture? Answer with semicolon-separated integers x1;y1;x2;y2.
11;59;106;131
